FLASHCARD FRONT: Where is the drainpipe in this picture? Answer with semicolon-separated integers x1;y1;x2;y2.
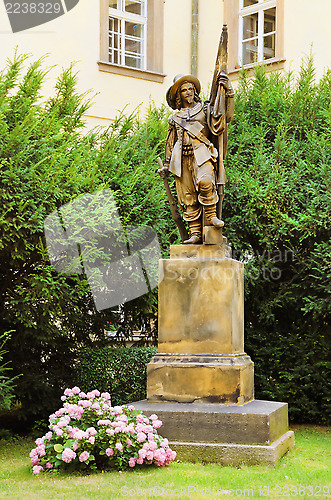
191;0;199;77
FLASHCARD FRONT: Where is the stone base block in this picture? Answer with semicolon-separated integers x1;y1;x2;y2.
132;399;294;466
170;240;232;260
147;353;254;404
170;432;295;466
203;226;225;245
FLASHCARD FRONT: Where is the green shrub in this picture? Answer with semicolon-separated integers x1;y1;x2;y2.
1;50;329;427
74;347;157;405
0;332;19;411
224;58;331;425
0;53;170;423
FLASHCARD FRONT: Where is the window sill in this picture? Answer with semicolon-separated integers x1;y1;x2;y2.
228;57;286;78
98;61;166;83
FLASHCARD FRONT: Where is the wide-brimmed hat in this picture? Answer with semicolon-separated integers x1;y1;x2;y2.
166;74;201;109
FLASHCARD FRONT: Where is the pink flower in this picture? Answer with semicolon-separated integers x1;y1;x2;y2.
71;429;88;440
91;403;101;410
148;441;157;451
97;419;112;426
106;429;115;436
79;391;87;398
152;419;162;429
81;400;92;408
79;451;90;462
62;448;76;463
46;462;53;469
54;427;63;437
128;457;136;467
127;405;135;411
153;449;166;462
86;427;97;436
32;465;43;474
86;391;95;399
146;451;154;461
149;414;158;421
35;437;44;446
106;448;114;457
113;406;122;414
89;436;95;445
101;392;111;400
136;414;144;424
161;438;169;448
126;439;132;447
72;386;81;394
36;445;46;457
137;432;147;443
136;457;144;465
31;456;40;466
64;388;73;397
166;449;177;461
126;424;135;434
72;442;79;451
61;396;67;401
44;432;53;441
29;449;38;458
115;442;123;452
92;390;100;397
138;449;147;459
135;423;145;433
57;415;70;428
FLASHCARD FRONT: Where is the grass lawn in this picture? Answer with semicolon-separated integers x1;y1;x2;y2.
0;426;330;499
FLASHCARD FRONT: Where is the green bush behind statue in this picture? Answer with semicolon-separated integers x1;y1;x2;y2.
0;53;329;427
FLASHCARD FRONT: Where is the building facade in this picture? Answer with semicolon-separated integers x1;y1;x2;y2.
0;0;330;129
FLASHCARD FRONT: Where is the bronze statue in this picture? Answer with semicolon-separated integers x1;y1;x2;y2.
159;25;234;244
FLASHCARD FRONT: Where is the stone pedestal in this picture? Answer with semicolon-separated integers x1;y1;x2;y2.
147;239;254;404
136;239;294;465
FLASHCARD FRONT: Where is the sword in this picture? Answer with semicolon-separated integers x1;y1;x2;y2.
157;157;189;243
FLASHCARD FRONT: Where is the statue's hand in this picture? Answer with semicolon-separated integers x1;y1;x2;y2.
158;163;169;178
218;74;234;96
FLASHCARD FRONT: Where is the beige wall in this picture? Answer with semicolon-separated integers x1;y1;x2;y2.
283;0;331;79
0;0;225;129
197;0;224;97
0;0;330;129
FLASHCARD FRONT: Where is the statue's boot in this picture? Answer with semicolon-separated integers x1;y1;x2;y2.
183;219;202;244
204;204;224;228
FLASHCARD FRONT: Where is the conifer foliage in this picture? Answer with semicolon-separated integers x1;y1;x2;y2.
0;53;173;423
0;53;329;425
224;58;330;424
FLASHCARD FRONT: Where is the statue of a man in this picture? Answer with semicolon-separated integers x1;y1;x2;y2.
161;73;234;244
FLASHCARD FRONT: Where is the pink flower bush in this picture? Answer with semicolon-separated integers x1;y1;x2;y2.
29;387;176;474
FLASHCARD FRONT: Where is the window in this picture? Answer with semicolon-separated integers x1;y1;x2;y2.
224;0;284;73
109;0;147;70
239;0;276;66
99;0;165;82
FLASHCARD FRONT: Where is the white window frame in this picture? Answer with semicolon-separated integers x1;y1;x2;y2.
109;0;147;71
238;0;276;67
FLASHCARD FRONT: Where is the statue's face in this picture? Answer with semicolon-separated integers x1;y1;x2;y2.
180;82;195;108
